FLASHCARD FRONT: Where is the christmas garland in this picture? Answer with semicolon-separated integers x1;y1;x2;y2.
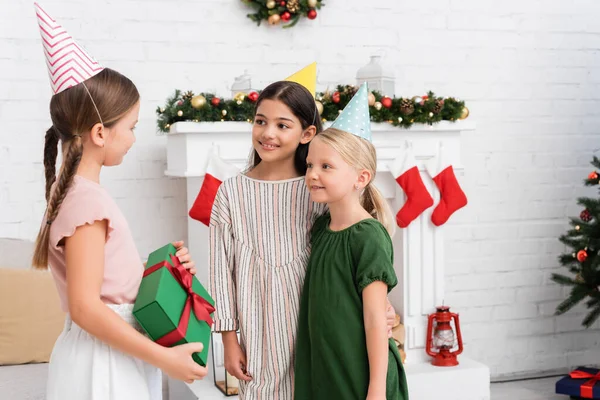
156;86;469;133
242;0;324;28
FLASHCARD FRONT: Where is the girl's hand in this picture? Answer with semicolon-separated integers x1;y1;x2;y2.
173;240;197;275
223;335;252;382
159;342;208;384
386;300;396;338
366;390;386;400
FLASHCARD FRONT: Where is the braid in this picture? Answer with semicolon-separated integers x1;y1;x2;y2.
43;126;59;202
32;135;83;269
45;136;83;225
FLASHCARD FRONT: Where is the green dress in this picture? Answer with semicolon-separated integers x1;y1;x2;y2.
294;214;409;400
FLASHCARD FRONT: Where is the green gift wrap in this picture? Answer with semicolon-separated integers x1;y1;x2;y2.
133;243;215;366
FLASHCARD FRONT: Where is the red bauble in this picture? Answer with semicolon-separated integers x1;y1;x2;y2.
381;97;392;109
589;171;599;180
581;209;592;222
211;97;221;107
248;91;259;102
422;95;429;101
307;9;317;19
577;250;588;263
280;1;286;6
281;11;291;21
332;91;340;103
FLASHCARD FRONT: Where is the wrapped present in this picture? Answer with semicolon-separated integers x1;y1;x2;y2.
133;244;215;366
556;367;600;399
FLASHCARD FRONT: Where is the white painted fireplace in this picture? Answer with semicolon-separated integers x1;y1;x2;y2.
165;120;490;400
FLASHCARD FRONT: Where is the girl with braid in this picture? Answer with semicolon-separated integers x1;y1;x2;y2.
31;4;206;399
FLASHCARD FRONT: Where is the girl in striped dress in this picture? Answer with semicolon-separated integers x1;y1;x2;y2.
209;81;396;400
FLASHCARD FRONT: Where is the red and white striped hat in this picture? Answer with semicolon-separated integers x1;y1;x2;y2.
34;3;104;94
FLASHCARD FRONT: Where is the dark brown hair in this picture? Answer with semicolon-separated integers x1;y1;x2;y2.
32;68;140;269
249;81;323;175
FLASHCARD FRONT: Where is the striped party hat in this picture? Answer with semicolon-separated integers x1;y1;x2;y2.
34;3;104;94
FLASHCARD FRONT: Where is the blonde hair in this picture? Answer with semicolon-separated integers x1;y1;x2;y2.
316;128;395;236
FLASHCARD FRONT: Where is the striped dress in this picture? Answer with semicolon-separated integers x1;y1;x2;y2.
209;174;326;400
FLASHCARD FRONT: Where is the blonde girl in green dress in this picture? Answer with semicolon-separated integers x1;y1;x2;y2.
294;83;409;400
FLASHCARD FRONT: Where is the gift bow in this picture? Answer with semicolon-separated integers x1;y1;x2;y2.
569;370;600;398
144;254;215;347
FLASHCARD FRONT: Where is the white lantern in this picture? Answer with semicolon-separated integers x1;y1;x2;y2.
356;54;395;97
230;70;255;98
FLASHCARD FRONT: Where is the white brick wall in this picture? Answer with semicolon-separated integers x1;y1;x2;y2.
2;0;600;380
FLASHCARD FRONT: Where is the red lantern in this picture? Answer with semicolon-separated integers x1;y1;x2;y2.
426;306;463;367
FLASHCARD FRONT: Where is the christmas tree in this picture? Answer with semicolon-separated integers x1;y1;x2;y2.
552;156;600;328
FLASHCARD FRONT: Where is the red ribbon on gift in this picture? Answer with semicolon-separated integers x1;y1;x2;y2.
569;369;600;398
143;254;215;347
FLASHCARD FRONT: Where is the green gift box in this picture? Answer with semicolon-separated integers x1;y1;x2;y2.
133;243;215;366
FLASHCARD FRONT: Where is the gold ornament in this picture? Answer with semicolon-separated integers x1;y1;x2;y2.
287;0;299;13
307;0;318;7
459;106;470;120
321;117;327;122
247;119;252;123
193;119;199;122
159;107;165;113
315;100;324;115
374;101;382;111
234;92;246;102
576;225;581;231
268;14;281;25
222;109;228;116
266;0;276;8
177;110;183;117
237;100;242;105
165;123;170;130
338;109;343;114
398;117;403;122
191;95;206;109
429;112;434;117
368;92;376;106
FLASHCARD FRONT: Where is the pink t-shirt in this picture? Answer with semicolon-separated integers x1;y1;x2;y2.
47;175;144;312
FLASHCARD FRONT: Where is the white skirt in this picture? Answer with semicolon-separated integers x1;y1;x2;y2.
46;303;162;400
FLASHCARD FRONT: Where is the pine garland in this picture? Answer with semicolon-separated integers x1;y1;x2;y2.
156;85;468;133
552;156;600;328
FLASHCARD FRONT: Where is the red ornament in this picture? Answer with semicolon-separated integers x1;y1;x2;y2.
577;250;588;262
281;11;291;21
307;9;317;19
248;91;259;102
332;91;341;103
280;1;286;6
426;306;463;367
589;171;599;180
211;97;220;107
177;100;183;106
381;96;392;109
581;209;592;222
422;95;429;101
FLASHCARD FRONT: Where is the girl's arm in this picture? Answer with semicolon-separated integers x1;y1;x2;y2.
65;220;207;383
363;281;390;399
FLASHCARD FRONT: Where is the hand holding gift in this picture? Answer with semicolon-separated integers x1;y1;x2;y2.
134;243;216;373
